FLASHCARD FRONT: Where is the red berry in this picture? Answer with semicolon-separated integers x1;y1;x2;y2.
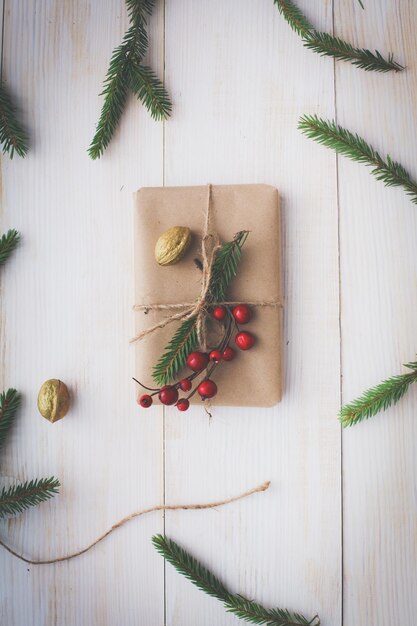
209;350;223;363
222;346;236;361
158;386;179;405
212;306;226;321
176;399;190;411
139;394;153;408
197;379;218;399
233;304;252;324
187;351;209;371
179;378;192;392
235;331;255;350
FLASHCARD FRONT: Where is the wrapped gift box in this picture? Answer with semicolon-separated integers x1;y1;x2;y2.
133;184;283;407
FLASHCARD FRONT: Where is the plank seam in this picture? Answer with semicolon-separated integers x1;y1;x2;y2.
162;2;167;625
332;2;344;625
0;0;4;80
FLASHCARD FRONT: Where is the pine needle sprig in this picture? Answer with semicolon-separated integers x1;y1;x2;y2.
0;388;60;517
0;229;20;267
0;478;60;518
153;318;198;387
0;82;28;158
302;32;403;73
89;0;171;159
88;44;130;160
152;535;320;626
273;0;313;37
340;359;417;428
125;0;155;24
129;63;172;121
207;230;249;303
152;231;250;386
0;389;21;451
273;0;403;73
298;115;417;204
0;223;59;521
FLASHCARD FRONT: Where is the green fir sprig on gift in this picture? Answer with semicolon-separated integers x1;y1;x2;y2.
206;230;249;303
153;318;197;387
0;83;28;158
298;115;417;204
0;229;20;267
152;230;249;386
273;0;402;72
0;389;60;518
152;535;320;626
340;359;417;428
88;0;171;159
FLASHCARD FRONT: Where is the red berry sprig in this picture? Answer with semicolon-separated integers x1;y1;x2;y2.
212;305;226;320
139;394;153;408
187;351;209;371
235;330;255;351
232;304;252;324
134;302;255;409
222;346;236;361
197;379;217;399
179;378;192;391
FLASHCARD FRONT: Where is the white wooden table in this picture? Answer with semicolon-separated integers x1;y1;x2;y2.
1;1;416;624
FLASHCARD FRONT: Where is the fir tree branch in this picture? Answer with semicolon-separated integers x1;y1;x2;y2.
125;0;155;29
302;32;403;73
129;63;172;121
207;230;249;303
340;359;417;428
153;317;198;387
273;0;403;73
0;389;21;451
88;43;130;159
0;229;20;267
152;535;320;626
298;115;417;204
273;0;313;37
152;231;250;386
0;82;28;158
89;0;171;159
0;388;60;517
0;478;60;518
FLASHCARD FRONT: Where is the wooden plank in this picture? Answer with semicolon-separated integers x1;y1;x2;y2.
335;2;417;625
0;1;165;624
163;2;341;624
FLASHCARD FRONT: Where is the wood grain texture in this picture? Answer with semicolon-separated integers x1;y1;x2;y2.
163;1;341;625
335;2;417;626
0;1;165;624
1;1;416;625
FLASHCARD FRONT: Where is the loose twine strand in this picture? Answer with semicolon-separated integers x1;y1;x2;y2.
0;480;270;565
130;184;283;349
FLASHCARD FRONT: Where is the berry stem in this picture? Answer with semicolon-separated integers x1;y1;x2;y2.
222;313;234;349
185;362;218;402
132;377;160;392
214;309;233;352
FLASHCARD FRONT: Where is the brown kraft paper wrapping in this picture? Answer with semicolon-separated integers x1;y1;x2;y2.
133;184;283;407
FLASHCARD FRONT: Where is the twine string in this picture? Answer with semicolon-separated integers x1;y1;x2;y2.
131;184;283;346
0;480;270;565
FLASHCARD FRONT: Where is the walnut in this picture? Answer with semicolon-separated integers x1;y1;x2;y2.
154;226;191;266
37;379;70;423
